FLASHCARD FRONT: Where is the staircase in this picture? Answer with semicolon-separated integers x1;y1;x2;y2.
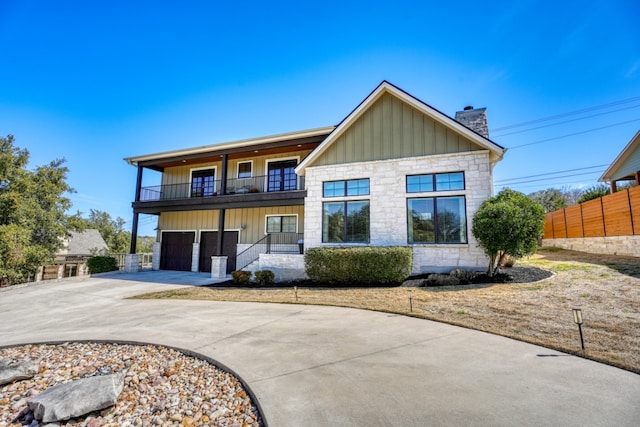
235;233;303;271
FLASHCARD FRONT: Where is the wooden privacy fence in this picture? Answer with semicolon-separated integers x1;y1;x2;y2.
543;186;640;239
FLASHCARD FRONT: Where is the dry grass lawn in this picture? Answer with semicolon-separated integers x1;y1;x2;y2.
134;248;640;373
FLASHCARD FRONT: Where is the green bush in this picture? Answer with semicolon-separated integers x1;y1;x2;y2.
231;270;251;284
87;256;119;274
254;270;275;286
305;246;412;284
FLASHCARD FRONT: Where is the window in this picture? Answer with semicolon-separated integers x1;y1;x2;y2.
267;159;298;192
406;172;464;193
407;196;467;244
191;169;216;197
322;201;369;243
323;179;369;197
237;161;252;178
266;215;297;233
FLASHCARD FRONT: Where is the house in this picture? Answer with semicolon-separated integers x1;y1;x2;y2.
55;229;109;262
40;229;109;280
124;81;506;278
599;129;640;192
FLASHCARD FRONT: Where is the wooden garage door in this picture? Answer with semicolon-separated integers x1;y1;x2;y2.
160;232;195;271
199;231;238;273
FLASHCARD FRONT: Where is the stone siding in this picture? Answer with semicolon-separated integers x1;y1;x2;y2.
191;243;199;273
255;254;307;281
542;236;640;257
152;243;161;271
303;151;493;272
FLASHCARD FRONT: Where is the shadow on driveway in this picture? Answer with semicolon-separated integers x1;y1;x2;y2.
97;270;230;286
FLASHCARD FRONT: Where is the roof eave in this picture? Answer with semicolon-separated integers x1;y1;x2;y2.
124;126;336;167
598;129;640;182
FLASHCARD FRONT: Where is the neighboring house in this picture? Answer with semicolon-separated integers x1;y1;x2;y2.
55;229;109;262
39;229;109;281
124;81;506;276
599;129;640;192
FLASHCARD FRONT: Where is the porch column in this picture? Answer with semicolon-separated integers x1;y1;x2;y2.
635;171;640;186
129;165;144;254
129;212;139;254
219;154;228;195
611;180;618;193
216;209;226;256
134;165;143;201
216;154;229;256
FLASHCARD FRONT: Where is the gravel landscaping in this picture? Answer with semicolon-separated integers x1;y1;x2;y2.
0;342;263;427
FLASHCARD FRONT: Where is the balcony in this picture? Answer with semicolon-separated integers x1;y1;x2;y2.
133;175;306;213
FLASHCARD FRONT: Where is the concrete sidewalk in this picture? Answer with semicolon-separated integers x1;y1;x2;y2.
0;272;638;426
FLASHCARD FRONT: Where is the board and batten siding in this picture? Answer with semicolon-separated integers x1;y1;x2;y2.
158;206;304;244
161;149;314;185
313;93;483;167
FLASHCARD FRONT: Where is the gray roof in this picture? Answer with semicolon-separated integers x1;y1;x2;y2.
64;229;109;256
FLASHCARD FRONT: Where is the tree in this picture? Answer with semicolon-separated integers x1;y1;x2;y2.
527;188;568;213
0;135;73;286
577;184;610;204
472;189;545;277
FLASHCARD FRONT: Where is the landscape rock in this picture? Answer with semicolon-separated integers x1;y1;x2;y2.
0;358;40;385
28;371;125;423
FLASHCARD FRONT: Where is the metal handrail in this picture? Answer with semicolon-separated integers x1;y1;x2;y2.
235;232;304;271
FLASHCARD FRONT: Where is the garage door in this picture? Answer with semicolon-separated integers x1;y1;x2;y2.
160;232;195;271
199;231;238;273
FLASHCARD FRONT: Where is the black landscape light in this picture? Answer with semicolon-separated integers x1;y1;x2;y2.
572;308;585;351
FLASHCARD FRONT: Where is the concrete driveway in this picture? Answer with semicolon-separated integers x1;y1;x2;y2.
1;272;638;426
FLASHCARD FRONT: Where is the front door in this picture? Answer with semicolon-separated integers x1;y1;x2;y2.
199;231;239;273
267;160;298;192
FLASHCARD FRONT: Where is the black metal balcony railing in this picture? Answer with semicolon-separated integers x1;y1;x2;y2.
139;175;305;202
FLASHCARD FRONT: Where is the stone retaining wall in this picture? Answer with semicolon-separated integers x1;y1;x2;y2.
251;254;307;281
542;236;640;257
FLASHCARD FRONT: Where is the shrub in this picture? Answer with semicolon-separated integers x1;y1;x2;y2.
254;270;275;286
231;270;251;284
472;189;544;276
87;256;119;274
305;246;412;284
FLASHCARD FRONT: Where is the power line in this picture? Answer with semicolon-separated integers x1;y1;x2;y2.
496;170;604;187
507;118;640;149
495;164;608;183
491;95;640;132
492;104;640;137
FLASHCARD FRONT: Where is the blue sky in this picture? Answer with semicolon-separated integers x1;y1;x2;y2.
1;0;639;236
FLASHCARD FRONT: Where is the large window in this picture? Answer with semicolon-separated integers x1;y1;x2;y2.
266;215;297;233
407;172;464;193
323;179;369;197
323;201;370;243
407;196;467;244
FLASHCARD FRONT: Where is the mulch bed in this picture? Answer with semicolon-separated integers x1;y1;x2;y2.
205;266;553;289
